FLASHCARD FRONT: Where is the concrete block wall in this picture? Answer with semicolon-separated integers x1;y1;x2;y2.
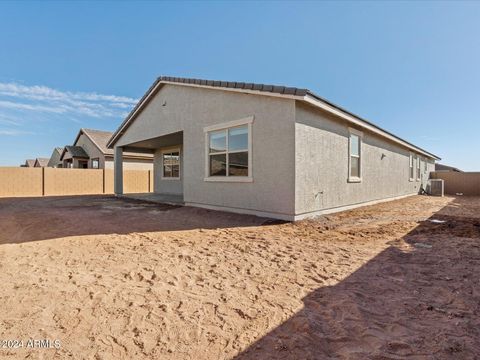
0;168;153;197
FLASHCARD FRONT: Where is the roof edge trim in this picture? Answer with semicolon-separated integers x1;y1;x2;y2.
302;95;440;160
106;79;304;148
107;77;440;160
107;78;163;149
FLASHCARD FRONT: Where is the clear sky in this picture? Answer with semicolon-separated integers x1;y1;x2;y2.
0;1;478;170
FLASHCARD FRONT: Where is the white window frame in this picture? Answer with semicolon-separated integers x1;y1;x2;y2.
161;147;181;180
409;153;415;181
348;128;363;183
91;158;100;169
204;116;253;183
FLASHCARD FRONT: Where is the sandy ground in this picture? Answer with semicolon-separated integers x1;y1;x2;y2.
0;195;479;359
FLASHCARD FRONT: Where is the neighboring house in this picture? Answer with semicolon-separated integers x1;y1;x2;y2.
60;128;153;169
107;76;440;221
60;146;90;168
33;158;49;167
435;163;462;172
23;159;36;167
47;147;64;168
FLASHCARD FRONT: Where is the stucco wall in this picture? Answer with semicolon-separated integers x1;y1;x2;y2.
153;147;183;195
76;133;105;168
294;102;435;217
116;84;296;217
104;158;153;171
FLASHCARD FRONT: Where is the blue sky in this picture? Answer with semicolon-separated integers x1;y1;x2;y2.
0;1;478;170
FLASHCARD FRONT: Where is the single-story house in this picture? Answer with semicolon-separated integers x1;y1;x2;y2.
107;76;440;221
435;163;462;172
60;128;153;170
33;158;49;167
22;159;36;167
47;147;64;168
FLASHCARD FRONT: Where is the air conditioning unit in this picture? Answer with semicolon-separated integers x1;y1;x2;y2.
427;179;444;197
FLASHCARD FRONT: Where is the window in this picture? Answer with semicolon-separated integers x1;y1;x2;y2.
91;158;99;169
209;126;248;177
348;129;362;182
409;153;414;181
162;149;180;179
424;158;428;172
416;156;421;180
204;116;253;182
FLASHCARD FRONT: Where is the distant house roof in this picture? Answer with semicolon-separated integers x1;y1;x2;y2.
25;159;35;167
47;147;64;167
106;76;440;160
435;163;462;172
34;158;49;167
74;128;152;158
60;146;89;160
78;128;115;156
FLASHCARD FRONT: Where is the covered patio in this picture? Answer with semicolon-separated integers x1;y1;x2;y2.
113;131;183;199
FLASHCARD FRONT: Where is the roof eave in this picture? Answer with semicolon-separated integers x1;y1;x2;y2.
59;148;68;161
106;78;305;149
107;76;440;161
107;77;163;149
302;94;441;161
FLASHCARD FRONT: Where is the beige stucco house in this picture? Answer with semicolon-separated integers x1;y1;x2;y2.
47;147;64;168
22;159;36;167
60;128;153;170
435;163;462;172
107;76;440;220
33;158;49;167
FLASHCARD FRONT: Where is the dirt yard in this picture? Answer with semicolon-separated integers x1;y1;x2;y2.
0;195;479;359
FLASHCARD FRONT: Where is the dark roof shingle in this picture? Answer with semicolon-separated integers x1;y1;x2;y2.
34;158;50;167
64;146;89;158
435;164;462;172
159;76;309;96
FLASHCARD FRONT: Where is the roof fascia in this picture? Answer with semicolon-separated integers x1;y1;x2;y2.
302;95;441;160
107;80;303;148
59;148;68;161
107;79;440;161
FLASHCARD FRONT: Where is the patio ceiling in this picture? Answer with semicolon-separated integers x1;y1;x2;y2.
122;131;183;152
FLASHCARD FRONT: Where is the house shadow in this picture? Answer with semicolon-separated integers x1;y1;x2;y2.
233;197;480;359
0;195;277;244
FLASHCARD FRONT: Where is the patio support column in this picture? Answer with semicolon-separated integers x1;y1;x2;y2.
114;146;124;195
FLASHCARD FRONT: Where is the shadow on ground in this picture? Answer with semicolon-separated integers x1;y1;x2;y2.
234;197;480;359
0;195;273;244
